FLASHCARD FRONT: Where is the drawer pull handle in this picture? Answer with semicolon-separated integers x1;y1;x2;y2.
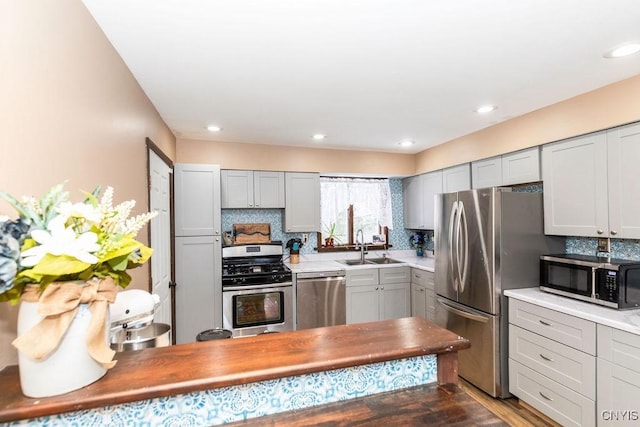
539;353;554;362
539;391;553;401
539;320;552;326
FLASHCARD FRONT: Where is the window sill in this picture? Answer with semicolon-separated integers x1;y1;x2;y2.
316;244;392;253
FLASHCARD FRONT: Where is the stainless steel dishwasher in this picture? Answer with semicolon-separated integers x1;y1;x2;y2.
296;270;346;330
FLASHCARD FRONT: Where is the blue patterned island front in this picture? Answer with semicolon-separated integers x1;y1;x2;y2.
8;355;437;426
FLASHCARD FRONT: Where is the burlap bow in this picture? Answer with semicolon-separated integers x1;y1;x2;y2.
12;277;119;369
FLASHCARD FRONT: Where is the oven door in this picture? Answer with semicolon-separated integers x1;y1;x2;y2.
223;283;293;337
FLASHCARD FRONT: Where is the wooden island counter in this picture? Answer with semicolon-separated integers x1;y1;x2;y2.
0;317;472;425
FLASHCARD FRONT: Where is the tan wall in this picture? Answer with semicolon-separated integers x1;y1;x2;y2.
416;74;640;173
0;1;176;369
177;139;416;176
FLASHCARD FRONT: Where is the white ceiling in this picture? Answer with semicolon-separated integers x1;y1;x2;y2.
82;0;640;154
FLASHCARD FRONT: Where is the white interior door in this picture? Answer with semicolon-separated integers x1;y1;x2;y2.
149;150;173;333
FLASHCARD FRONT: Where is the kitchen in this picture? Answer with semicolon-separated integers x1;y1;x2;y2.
2;1;640;426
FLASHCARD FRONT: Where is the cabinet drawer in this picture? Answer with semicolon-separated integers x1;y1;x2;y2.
346;268;378;286
379;266;410;284
598;324;640;374
411;268;434;290
509;299;596;355
509;325;595;399
509;359;595;427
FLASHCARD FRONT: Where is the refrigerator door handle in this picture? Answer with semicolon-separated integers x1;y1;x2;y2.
436;297;489;323
448;201;459;292
457;201;469;293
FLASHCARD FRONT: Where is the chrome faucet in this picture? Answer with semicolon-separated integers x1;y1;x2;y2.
356;229;367;262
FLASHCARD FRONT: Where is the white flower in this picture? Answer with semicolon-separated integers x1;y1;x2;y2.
21;215;100;267
57;201;103;224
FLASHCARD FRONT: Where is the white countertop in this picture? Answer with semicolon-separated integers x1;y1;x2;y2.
285;250;435;273
505;287;640;336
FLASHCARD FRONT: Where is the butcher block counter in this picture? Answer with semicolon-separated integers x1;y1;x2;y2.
0;317;469;426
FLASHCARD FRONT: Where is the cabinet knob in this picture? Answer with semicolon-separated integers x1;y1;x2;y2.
611;230;618;235
597;229;604;235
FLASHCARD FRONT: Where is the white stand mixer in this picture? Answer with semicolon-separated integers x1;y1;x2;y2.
110;289;171;352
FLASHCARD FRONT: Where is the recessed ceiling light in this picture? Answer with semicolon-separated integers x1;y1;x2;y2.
475;105;497;114
312;134;326;141
398;140;415;147
603;42;640;58
207;125;222;132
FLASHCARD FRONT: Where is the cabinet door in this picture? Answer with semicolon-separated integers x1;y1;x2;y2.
422;171;443;230
411;283;427;318
607;122;640;239
379;282;411;320
221;170;253;208
174;163;221;236
542;132;608;237
425;289;436;321
443;163;471;192
284;172;320;232
346;284;379;324
402;175;424;229
502;147;540;185
597;358;640;426
174;236;222;344
254;171;285;208
472;156;502;189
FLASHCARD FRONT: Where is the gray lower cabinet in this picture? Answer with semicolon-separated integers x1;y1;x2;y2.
508;299;596;427
346;267;410;324
597;324;640;426
410;268;435;321
174;236;222;344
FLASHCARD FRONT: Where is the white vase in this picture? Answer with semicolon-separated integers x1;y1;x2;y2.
16;301;109;398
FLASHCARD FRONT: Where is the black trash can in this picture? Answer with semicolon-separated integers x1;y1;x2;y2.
196;328;232;341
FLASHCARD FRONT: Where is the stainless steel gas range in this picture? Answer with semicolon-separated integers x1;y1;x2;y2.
222;243;293;337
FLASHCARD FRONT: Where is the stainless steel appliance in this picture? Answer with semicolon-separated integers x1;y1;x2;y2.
434;188;564;398
222;243;293;337
296;270;346;330
540;254;640;309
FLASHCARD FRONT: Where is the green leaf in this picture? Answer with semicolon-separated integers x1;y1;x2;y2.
29;253;91;276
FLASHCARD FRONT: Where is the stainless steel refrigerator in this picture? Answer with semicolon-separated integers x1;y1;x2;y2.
434;188;564;398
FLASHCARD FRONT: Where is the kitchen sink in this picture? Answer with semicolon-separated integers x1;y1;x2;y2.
365;257;404;264
337;259;370;266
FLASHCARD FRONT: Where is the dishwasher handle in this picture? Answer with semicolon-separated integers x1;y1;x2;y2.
296;270;346;279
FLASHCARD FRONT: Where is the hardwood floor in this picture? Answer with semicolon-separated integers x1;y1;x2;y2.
459;379;562;427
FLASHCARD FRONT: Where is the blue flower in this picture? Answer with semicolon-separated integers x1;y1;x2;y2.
409;232;427;249
0;218;30;295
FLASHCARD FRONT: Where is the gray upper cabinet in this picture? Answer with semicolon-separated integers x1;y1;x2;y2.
471;147;540;189
442;163;471;192
221;170;285;208
284;172;320;232
543;123;640;238
471;156;502;189
403;170;442;230
174;163;221;236
542;132;608;237
402;175;423;229
501;147;540;185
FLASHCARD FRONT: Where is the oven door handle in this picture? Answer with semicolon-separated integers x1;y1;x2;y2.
223;282;293;291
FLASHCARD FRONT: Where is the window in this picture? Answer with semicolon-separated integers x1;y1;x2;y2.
319;177;393;250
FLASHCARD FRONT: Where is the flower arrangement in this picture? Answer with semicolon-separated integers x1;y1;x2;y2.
409;231;428;249
0;183;157;304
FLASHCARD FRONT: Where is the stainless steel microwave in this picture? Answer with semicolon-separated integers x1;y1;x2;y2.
540;254;640;309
